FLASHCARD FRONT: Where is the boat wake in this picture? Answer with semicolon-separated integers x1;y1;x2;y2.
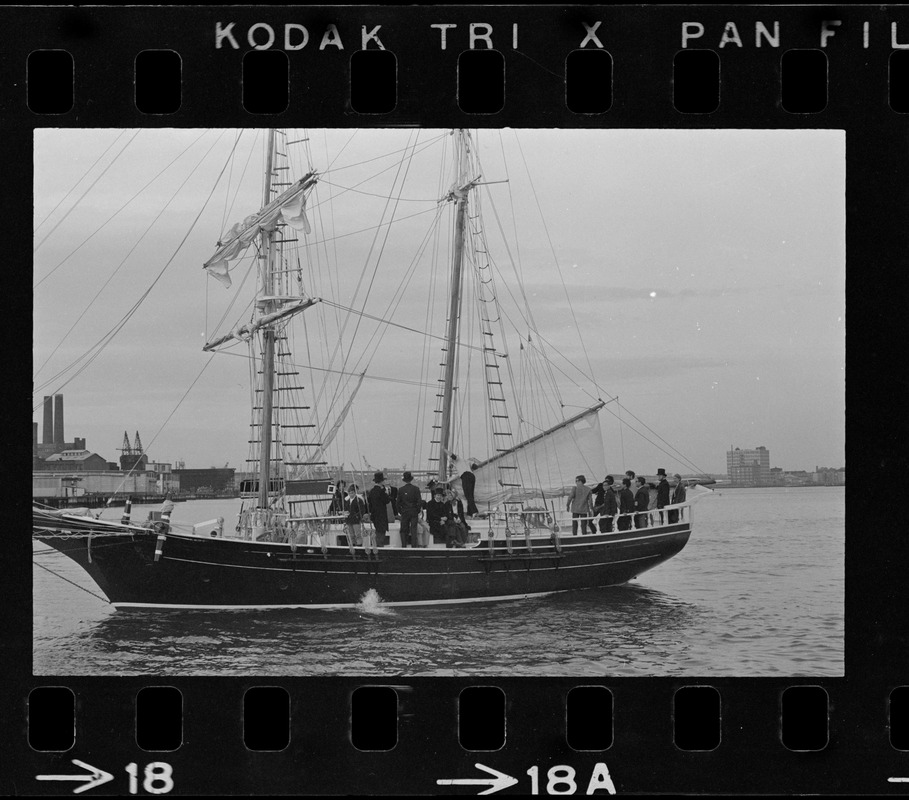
357;588;395;617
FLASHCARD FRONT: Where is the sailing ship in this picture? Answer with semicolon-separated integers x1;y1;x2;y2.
33;128;707;610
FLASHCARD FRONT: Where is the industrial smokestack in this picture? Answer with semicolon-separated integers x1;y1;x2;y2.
43;396;53;444
54;394;64;445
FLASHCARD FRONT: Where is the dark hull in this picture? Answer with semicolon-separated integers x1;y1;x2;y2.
34;521;691;609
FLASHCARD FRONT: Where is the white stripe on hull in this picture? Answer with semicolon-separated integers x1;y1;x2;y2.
162;551;662;577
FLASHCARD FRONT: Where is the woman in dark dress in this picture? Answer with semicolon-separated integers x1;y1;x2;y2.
424;487;451;545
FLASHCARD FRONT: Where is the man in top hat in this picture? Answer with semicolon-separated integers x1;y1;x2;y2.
367;471;392;547
397;471;423;547
655;468;670;525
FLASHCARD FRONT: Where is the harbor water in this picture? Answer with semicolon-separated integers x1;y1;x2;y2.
32;487;844;677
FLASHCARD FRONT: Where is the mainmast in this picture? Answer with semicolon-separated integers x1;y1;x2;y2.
257;129;278;509
438;130;472;483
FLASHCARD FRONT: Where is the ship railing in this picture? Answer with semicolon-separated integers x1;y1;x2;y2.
191;517;225;538
277;513;346;547
500;502;692;533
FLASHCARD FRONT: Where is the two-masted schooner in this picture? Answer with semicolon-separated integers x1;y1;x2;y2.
34;129;699;609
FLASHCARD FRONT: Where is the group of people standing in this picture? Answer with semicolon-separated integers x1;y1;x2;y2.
328;469;474;552
566;469;688;535
327;462;688;553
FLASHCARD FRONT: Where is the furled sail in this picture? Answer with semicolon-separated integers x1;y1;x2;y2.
202;298;319;351
467;402;607;506
203;172;316;287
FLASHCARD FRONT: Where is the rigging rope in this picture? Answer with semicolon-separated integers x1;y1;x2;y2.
298;205;440;249
33;129;209;289
322;131;448;175
32;560;110;605
318;130;422;422
34;133;245;402
319;179;440;202
34;130;135;245
512;133;598;399
104;354;217;499
35;131;235;381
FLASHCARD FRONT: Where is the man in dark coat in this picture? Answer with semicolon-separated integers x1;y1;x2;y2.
367;471;391;547
396;471;423;547
656;468;671;525
634;476;650;528
618;477;635;531
461;463;479;516
449;452;480;516
594;475;618;532
669;473;687;523
327;480;347;516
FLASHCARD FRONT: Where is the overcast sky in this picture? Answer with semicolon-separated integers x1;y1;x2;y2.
33;128;845;475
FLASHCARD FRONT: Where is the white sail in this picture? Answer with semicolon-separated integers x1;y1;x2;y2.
203;173;315;287
466;404;607;506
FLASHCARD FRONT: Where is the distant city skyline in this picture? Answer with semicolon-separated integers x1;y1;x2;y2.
34;397;842;476
33;128;845;476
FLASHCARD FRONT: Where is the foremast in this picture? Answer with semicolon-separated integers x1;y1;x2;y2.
438;130;475;484
251;130;320;509
203;129;319;529
258;129;279;509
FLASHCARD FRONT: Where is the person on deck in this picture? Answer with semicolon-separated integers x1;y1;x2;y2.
449;452;480;517
425;487;453;545
594;475;618;533
445;486;470;546
367;472;392;547
387;481;399;518
462;462;480;516
591;477;606;511
567;475;596;535
618;477;635;531
634;476;650;528
327;480;347;516
669;473;687;523
344;484;368;548
656;468;670;525
396;471;423;547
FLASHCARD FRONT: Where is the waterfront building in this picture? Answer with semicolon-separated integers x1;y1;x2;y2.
32;396;180;498
36;449;109;471
173;467;236;493
33;394;87;462
727;445;771;486
33;470;159;499
815;466;846;486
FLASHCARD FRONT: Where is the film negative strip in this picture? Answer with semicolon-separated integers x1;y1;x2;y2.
5;2;898;795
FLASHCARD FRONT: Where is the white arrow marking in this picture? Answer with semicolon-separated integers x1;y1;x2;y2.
437;762;519;795
36;759;114;794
